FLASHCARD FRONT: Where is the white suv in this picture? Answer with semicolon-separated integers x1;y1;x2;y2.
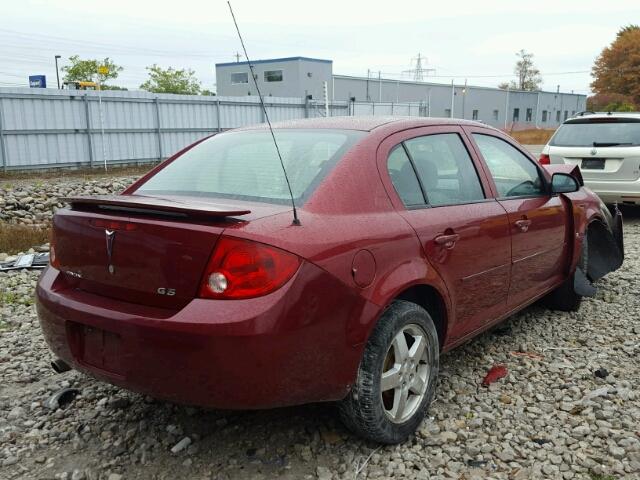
540;112;640;205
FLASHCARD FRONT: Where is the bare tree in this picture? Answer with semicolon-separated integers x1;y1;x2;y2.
498;50;542;91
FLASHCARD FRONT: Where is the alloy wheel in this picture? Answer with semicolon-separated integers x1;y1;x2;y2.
380;323;431;423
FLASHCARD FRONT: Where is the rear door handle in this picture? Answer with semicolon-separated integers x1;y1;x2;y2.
434;233;460;249
515;219;532;232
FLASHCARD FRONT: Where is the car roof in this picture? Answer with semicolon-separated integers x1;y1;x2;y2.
233;116;491;132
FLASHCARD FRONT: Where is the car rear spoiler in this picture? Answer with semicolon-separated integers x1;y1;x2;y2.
61;195;252;219
542;164;584;186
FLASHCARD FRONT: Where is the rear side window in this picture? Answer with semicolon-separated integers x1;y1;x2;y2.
404;133;485;206
387;146;425;207
473;134;545;198
136;129;364;205
550;118;640;147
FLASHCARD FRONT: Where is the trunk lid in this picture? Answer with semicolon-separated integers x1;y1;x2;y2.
549;145;640;182
52;195;287;309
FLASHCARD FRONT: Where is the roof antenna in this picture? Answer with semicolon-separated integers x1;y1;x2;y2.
227;1;301;226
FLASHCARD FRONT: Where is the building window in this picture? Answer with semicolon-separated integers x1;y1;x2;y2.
556;110;561;122
264;70;283;82
542;110;548;122
231;72;248;84
513;108;520;121
571;110;576;116
445;109;451;117
564;110;568;120
472;110;479;120
526;108;532;122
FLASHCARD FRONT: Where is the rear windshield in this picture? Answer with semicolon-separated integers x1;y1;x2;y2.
550;118;640;147
136;129;364;205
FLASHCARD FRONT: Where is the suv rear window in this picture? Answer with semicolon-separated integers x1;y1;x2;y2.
136;129;364;205
550;118;640;147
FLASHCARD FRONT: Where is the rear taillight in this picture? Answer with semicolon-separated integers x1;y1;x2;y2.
49;228;60;269
539;154;551;165
199;237;301;299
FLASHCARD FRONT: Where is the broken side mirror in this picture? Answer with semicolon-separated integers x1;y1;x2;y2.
551;173;579;194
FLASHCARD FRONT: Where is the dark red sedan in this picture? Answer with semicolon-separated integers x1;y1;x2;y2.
36;117;623;444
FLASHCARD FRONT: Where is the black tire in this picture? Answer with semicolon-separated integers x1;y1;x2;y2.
339;300;439;444
545;239;588;312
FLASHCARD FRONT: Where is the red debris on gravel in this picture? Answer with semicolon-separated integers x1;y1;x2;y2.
482;364;508;386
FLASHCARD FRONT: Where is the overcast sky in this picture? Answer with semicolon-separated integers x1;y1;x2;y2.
2;0;638;94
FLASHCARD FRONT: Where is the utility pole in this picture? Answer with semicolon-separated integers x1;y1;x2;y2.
450;80;455;118
323;81;329;117
504;86;510;130
462;78;467;119
234;52;242;62
366;69;370;102
54;55;61;89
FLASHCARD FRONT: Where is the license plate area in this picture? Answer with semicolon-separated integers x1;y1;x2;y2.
67;322;125;377
581;158;605;170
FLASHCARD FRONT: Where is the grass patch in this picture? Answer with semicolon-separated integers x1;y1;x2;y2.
589;472;617;480
0;163;154;182
510;129;556;145
0;223;50;255
0;290;33;307
0;291;17;306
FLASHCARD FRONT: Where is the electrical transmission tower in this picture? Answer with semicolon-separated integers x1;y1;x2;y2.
403;53;436;81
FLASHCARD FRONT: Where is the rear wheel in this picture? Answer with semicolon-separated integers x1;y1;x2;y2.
339;300;439;444
546;239;588;312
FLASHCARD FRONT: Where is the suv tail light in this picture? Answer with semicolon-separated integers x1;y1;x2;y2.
539;154;551;165
199;237;301;299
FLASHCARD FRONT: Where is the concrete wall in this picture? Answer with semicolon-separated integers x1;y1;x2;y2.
215;57;333;100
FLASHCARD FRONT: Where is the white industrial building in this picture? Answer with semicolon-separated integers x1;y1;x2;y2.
215;56;586;129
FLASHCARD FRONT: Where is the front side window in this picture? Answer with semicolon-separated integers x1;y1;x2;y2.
264;70;283;82
387;146;425;207
404;133;485;206
473;134;545;198
231;72;248;84
136;129;364;205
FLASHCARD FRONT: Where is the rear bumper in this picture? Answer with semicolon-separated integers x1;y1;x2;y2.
36;263;377;409
584;179;640;204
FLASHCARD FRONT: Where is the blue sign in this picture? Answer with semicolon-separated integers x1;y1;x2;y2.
29;75;47;88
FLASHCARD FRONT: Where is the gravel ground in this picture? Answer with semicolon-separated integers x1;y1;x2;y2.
1;175;639;480
0;175;139;227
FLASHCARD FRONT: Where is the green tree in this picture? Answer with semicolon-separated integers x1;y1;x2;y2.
140;65;202;95
591;25;640;106
498;50;542;91
587;93;636;112
61;55;123;85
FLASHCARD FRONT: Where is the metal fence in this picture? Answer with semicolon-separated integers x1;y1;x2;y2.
0;88;437;171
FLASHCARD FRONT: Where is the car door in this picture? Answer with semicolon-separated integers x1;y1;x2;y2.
380;126;512;342
466;129;571;308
